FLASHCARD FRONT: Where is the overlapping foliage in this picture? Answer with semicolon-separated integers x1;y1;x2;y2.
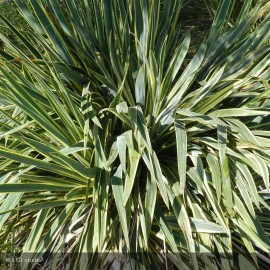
0;0;270;269
204;0;261;25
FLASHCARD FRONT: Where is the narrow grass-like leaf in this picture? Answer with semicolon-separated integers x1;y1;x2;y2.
111;165;130;250
23;209;48;252
175;121;187;194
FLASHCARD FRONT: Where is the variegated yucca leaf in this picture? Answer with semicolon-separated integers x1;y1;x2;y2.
0;0;270;269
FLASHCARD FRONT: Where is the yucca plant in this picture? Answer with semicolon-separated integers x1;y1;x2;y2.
0;0;270;269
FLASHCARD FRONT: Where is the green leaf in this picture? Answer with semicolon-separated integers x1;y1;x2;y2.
0;183;72;193
123;148;140;205
175;121;187;194
209;109;270;118
155;205;185;269
111;165;130;250
0;193;22;230
190;218;226;233
23;209;48;252
135;66;146;107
